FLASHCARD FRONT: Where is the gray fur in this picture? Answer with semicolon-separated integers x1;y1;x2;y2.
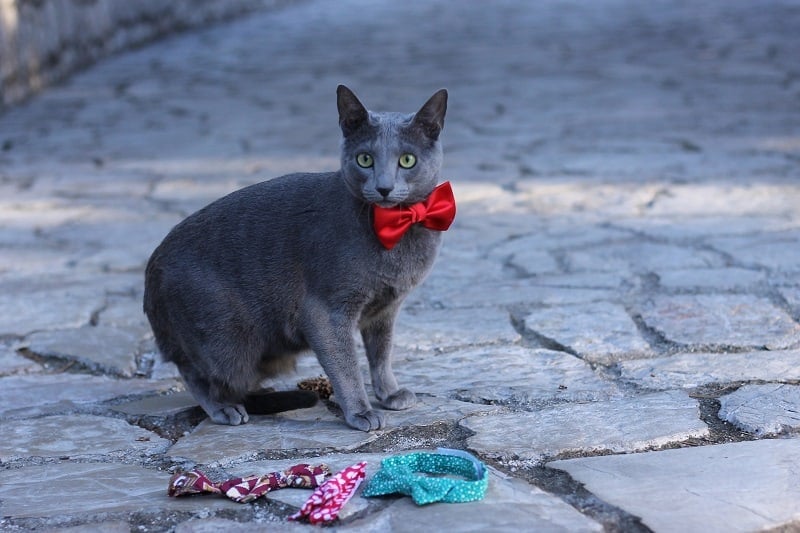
143;86;448;431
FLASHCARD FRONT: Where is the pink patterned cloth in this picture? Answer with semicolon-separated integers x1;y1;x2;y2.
167;463;330;503
288;461;367;524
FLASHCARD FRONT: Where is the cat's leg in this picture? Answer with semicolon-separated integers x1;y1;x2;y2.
361;304;417;411
177;361;249;425
302;303;384;431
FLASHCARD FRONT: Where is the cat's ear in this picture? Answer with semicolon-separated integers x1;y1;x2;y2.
411;89;448;140
337;85;369;137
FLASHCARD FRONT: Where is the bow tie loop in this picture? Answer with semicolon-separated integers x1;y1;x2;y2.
372;181;456;250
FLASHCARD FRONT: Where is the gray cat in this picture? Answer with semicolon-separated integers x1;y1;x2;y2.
143;86;453;431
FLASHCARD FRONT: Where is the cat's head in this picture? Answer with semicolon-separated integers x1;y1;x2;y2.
337;85;447;207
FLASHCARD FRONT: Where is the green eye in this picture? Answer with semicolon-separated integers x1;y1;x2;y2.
356;153;374;168
399;153;417;169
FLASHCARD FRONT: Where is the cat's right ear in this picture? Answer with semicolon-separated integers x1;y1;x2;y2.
337;85;369;137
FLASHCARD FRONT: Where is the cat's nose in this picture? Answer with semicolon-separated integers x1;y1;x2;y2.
376;186;393;198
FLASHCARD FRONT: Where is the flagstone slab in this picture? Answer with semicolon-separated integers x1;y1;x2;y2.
167;396;497;467
718;384;800;436
21;325;142;377
0;463;238;519
175;519;283;533
167;404;379;466
235;451;602;532
488;226;628;259
564;241;724;274
779;286;800;317
377;395;501;428
0;345;41;376
393;306;520;351
506;247;560;276
639;294;800;349
617;350;800;389
548;439;800;533
707;232;800;273
340;465;603;533
0;279;102;336
0;414;169;461
112;390;200;418
462;391;707;463
52;521;132;533
431;279;615;309
0;374;177;418
523;302;651;363
394;347;621;407
655;267;765;291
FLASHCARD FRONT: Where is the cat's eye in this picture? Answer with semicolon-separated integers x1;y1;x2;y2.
356;153;374;168
399;153;417;169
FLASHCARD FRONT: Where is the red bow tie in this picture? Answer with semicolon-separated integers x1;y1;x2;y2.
372;181;456;250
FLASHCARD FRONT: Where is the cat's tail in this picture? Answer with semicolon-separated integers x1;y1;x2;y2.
243;390;319;414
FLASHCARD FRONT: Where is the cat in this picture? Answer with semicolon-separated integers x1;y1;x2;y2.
143;85;453;431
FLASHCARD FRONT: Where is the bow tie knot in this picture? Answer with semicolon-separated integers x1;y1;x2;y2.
372;182;456;250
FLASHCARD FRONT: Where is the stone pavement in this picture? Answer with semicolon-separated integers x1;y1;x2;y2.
1;0;799;531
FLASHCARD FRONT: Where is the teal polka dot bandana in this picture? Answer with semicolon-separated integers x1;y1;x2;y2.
362;448;489;505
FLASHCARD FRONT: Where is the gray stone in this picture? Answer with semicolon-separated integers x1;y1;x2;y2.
113;390;199;418
641;184;800;219
655;267;765;291
235;452;602;532
0;278;102;336
339;471;603;533
709;232;800;273
564;241;724;274
167;404;380;466
49;521;132;533
436;279;614;309
1;0;275;106
0;414;169;461
462;391;708;463
549;439;800;533
488;226;628;257
718;384;800;436
618;350;800;390
176;519;291;533
639;294;800;349
378;395;501;429
97;293;152;331
48;210;179;272
0;463;238;519
0;345;40;376
340;469;603;533
393;306;520;351
778;286;800;317
394;347;621;407
21;325;142;377
523;302;651;363
613;216;798;241
0;374;177;418
522;272;626;290
507;247;560;276
513;180;665;218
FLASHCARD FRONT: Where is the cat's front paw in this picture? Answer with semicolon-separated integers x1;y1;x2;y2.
378;388;417;411
209;404;250;425
345;409;385;432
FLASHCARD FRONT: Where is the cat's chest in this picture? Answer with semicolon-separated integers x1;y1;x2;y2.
369;227;440;290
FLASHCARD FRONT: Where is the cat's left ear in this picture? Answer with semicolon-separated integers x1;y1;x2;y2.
411;89;448;140
337;85;369;137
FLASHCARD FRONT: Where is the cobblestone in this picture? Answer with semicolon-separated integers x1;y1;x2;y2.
1;0;799;530
718;384;800;436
